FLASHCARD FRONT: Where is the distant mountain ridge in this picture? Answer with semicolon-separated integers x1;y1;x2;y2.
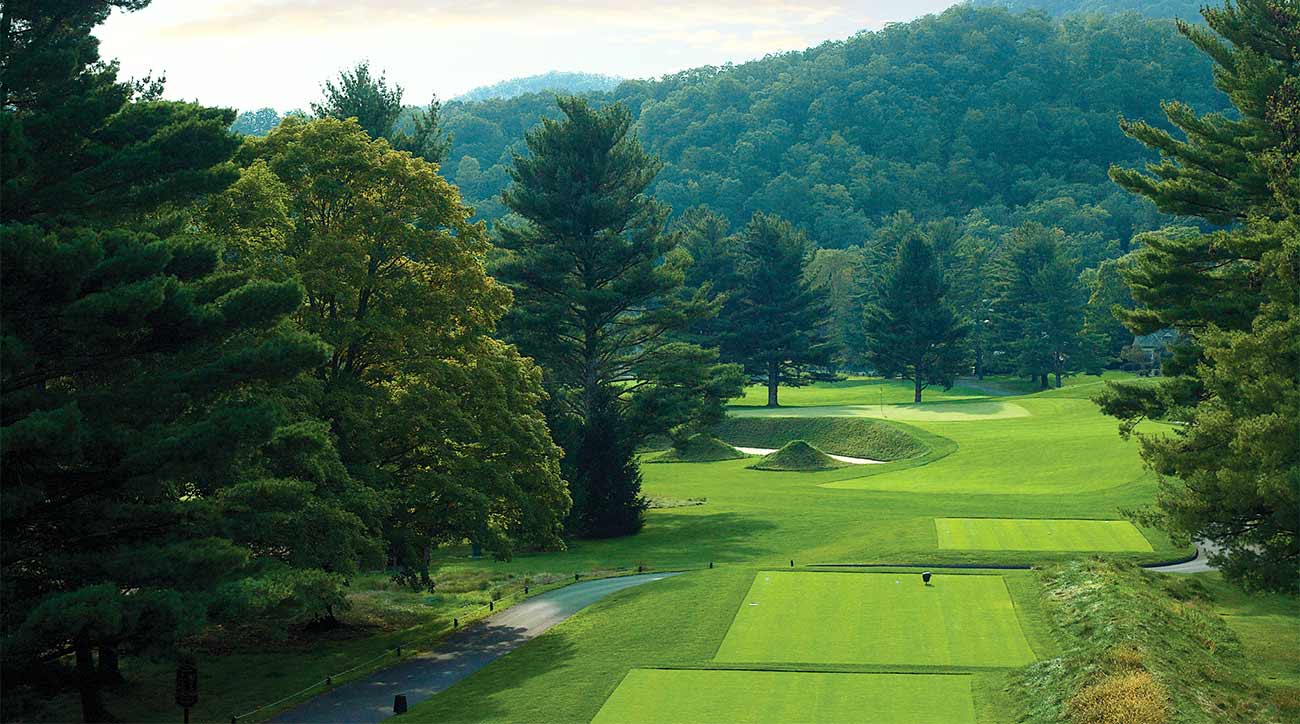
452;71;623;102
969;0;1206;19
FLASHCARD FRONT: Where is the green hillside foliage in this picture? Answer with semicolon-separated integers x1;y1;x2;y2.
454;71;622;102
970;0;1207;19
439;6;1229;245
1015;559;1286;723
713;417;927;461
749;441;846;471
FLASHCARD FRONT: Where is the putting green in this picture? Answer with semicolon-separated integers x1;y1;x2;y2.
730;400;1030;422
936;518;1154;552
714;571;1036;667
591;669;975;724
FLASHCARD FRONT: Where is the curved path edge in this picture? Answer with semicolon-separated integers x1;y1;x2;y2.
271;572;681;724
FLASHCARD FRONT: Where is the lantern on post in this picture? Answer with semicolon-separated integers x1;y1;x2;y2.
175;663;199;723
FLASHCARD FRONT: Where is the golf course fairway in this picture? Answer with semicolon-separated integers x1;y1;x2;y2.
713;571;1036;667
591;669;976;724
935;517;1154;552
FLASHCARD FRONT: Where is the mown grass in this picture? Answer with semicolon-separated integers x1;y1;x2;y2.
408;566;1053;723
712;415;927;461
713;570;1036;667
1012;559;1286;724
935;518;1154;552
40;372;1291;723
1201;574;1300;717
592;669;978;724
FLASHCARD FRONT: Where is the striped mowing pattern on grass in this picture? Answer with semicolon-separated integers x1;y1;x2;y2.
935;518;1154;552
591;669;976;724
713;571;1036;667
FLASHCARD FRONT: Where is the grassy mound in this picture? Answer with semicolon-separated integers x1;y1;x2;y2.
713;416;926;461
648;434;744;463
1014;559;1285;724
748;440;845;471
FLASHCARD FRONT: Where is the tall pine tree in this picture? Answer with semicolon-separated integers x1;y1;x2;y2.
1099;0;1299;592
495;97;739;537
865;235;970;403
995;223;1099;388
725;212;837;407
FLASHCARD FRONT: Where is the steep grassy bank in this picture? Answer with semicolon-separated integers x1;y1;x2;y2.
1014;560;1286;724
712;416;932;461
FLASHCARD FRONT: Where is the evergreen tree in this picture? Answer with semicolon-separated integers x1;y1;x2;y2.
726;212;837;407
0;4;314;719
495;97;739;537
312;61;452;163
805;246;871;369
995;223;1099;388
1098;0;1299;592
865;235;971;403
946;211;1003;379
677;206;741;345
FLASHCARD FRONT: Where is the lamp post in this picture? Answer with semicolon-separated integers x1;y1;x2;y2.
175;663;198;724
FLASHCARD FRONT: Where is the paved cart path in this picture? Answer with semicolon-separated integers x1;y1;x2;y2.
1146;541;1220;574
272;573;680;724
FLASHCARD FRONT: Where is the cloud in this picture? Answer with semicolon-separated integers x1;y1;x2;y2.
155;0;854;41
95;0;955;109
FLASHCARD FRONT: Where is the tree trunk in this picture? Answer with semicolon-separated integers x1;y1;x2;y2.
98;644;124;686
1039;373;1049;389
76;636;107;723
914;375;923;404
974;349;984;380
766;361;779;407
1054;353;1063;388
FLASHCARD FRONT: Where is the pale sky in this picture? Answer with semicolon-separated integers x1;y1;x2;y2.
96;0;960;111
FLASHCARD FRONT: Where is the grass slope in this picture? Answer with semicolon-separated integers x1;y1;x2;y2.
1202;574;1300;716
822;397;1169;495
591;669;977;724
649;435;744;463
749;441;846;471
714;571;1037;667
936;518;1154;552
1014;559;1286;724
712;416;927;461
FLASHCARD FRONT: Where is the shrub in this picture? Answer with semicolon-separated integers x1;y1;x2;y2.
1068;670;1169;724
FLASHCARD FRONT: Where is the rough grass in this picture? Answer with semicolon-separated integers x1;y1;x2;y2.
648;434;744;463
748;440;845;471
1013;559;1285;724
713;416;927;461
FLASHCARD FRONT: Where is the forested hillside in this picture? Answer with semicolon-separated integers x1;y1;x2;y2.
969;0;1206;18
440;5;1229;242
453;71;622;102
